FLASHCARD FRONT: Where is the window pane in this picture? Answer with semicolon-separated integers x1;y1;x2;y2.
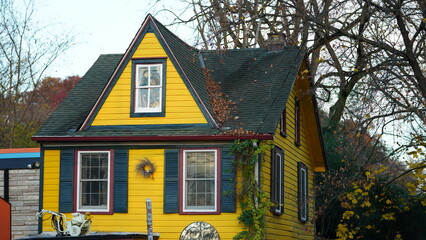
138;89;148;108
100;157;108;179
150;66;161;86
81;182;90;205
187;180;196;194
187;162;196;178
205;193;214;206
138;67;149;86
187;193;196;207
187;152;214;178
149;88;160;108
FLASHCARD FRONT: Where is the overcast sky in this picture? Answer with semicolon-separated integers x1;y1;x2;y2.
31;0;193;78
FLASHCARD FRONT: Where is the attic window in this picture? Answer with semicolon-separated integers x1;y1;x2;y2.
131;58;166;117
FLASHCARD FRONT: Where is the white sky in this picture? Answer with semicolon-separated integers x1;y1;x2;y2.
31;0;194;78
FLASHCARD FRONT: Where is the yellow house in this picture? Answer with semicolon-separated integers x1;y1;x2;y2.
33;14;326;240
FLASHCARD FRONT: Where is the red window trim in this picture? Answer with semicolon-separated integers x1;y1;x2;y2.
73;149;114;215
179;148;221;215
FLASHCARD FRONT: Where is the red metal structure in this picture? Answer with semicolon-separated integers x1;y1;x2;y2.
0;197;11;240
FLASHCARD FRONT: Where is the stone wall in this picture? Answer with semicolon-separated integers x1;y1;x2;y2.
0;169;40;240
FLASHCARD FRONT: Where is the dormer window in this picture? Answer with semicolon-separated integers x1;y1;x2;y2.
131;58;166;117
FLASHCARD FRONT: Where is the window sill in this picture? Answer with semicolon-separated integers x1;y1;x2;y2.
179;210;220;215
75;210;113;215
130;112;165;117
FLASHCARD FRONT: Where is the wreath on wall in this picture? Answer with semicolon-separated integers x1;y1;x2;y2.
136;157;156;178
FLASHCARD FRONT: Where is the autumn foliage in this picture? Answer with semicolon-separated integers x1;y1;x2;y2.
0;76;80;148
33;76;80;109
202;67;235;126
315;116;426;239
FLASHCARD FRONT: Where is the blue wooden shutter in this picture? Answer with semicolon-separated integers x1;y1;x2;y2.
59;149;74;212
221;147;236;213
114;149;128;213
164;149;179;213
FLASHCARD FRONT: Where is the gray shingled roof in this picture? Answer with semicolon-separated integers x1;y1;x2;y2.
202;48;303;133
35;54;122;136
34;16;304;138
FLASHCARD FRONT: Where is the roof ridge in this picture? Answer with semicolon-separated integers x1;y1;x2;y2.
150;15;199;53
202;48;265;53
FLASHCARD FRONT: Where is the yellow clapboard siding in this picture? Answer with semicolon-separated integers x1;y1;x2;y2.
92;32;208;126
42;150;60;231
262;81;316;240
94;118;207;126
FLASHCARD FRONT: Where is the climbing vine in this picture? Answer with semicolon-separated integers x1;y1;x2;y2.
230;139;272;240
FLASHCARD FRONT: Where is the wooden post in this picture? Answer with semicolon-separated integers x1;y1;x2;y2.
146;198;153;240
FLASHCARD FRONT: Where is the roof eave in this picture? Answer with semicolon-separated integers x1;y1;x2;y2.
32;134;273;143
303;58;328;171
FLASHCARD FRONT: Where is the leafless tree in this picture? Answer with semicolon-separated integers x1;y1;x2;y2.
0;0;74;148
153;0;425;152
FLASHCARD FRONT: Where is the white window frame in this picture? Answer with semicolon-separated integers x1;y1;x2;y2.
298;162;308;222
182;149;218;213
271;147;284;215
134;63;163;113
76;150;111;212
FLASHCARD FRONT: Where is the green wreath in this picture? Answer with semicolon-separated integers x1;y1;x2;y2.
136;158;156;178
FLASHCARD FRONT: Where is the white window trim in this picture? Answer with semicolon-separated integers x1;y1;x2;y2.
299;164;308;221
182;149;218;213
273;150;284;215
76;150;111;212
134;63;163;113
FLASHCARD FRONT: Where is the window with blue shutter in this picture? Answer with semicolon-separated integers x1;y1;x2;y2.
163;147;236;214
59;149;128;214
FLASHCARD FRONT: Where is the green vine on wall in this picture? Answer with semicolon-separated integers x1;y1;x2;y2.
231;139;273;240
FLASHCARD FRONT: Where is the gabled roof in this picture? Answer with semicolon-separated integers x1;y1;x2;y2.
33;15;304;140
